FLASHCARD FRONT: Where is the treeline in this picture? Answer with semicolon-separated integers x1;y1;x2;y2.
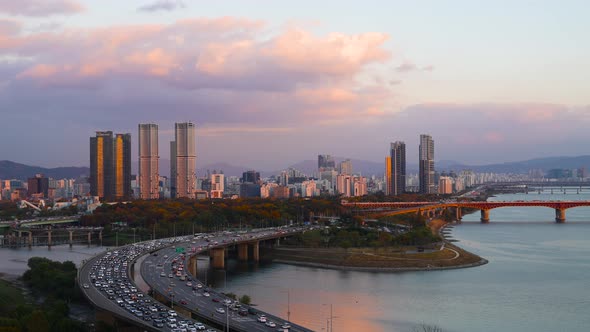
0;258;89;332
81;198;347;241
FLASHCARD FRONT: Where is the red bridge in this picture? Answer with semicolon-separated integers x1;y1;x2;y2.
342;201;590;223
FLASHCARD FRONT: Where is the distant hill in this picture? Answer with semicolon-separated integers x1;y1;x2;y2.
438;156;590;174
0;160;89;180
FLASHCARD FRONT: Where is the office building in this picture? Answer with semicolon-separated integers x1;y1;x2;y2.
113;133;131;199
138;124;159;199
419;134;435;194
242;170;260;184
90;131;114;199
386;141;406;195
171;122;196;198
279;171;289;186
27;174;49;198
318;154;335;171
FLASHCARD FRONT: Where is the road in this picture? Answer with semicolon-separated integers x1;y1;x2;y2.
140;227;314;332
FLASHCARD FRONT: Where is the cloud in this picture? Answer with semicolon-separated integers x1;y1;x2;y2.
0;0;83;17
395;61;434;73
0;18;21;35
138;0;186;12
0;17;395;133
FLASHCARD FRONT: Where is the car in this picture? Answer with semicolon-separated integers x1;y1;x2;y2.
203;292;210;297
186;282;192;287
153;321;164;328
238;309;248;316
216;307;225;314
83;284;89;289
281;323;291;329
212;298;220;302
257;316;267;323
160;272;166;277
265;321;276;328
180;300;188;305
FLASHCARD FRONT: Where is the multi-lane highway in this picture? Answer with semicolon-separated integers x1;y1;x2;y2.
140;227;314;332
79;226;315;332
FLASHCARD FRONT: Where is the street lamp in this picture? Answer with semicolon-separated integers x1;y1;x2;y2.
322;303;337;332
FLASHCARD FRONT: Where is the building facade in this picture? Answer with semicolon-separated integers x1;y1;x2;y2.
138;124;159;199
419;134;435;194
171;122;196;198
90;131;114;199
27;174;49;198
386;141;406;195
113;133;131;199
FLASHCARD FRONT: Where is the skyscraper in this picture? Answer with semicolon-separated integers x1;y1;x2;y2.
419;134;435;194
113;133;132;199
27;174;49;198
318;154;335;171
171;122;196;199
387;141;406;195
90;131;114;199
138;124;159;199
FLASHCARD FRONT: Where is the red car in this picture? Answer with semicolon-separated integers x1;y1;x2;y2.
179;300;188;305
212;298;220;303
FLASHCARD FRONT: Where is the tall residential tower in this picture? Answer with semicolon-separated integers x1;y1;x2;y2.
386;141;406;195
419;134;435;194
171;122;196;199
138;124;159;199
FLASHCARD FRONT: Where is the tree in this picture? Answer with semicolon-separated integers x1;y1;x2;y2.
238;295;251;305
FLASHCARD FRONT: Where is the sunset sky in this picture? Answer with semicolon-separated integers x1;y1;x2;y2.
1;0;589;170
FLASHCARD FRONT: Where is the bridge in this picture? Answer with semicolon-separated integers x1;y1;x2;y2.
342;201;590;223
0;217;79;229
1;226;103;248
78;227;314;332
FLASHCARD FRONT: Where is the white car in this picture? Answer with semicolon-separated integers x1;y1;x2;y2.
257;316;267;323
203;292;210;297
83;284;89;289
216;307;225;314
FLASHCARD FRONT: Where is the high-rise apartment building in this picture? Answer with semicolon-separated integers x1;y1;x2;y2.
210;171;224;198
171;122;196;199
113;133;131;199
90;131;114;199
242;170;261;184
438;176;453;194
138;124;159;199
419;134;435;194
339;159;352;175
386;141;406;195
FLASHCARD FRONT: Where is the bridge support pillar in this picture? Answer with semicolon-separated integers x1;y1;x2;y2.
238;243;249;261
480;209;490;223
47;231;52;248
555;208;566;223
69;231;73;248
87;232;92;246
27;232;32;248
456;207;462;221
251;241;260;262
18;231;22;238
211;248;225;269
99;230;103;246
188;255;197;276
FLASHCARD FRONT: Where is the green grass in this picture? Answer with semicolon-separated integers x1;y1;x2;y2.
0;279;25;313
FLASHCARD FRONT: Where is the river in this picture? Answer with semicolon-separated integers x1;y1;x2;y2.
209;192;590;332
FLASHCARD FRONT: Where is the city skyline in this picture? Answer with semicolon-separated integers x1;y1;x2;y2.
1;1;589;170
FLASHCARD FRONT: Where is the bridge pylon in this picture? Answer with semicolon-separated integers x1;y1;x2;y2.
480;209;490;223
555;208;566;223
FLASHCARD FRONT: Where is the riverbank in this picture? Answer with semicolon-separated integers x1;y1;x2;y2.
267;219;487;272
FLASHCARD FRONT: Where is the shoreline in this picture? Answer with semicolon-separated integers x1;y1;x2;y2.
272;257;488;273
269;218;488;272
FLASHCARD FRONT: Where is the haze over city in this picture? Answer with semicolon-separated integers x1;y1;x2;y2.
1;0;589;170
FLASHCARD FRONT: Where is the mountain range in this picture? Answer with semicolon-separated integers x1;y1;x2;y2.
2;155;590;180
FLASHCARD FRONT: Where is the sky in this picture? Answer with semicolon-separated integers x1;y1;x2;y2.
1;0;589;170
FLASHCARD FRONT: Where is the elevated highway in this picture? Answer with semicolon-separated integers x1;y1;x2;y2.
141;227;314;332
79;227;314;332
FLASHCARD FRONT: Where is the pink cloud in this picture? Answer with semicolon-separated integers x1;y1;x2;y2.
0;0;84;17
1;18;397;127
